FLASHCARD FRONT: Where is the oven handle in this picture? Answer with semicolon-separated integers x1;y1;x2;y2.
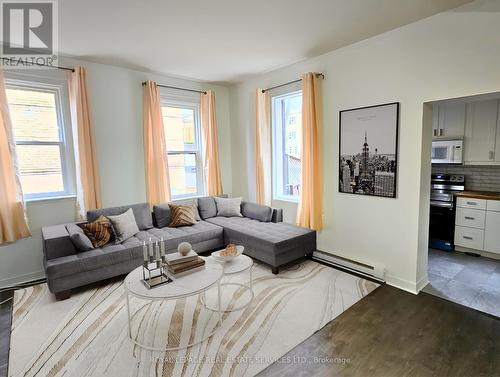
430;201;453;209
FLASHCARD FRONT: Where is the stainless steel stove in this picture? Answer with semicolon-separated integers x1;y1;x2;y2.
429;174;465;251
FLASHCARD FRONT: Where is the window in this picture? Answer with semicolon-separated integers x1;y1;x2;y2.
161;100;204;199
272;90;302;202
5;79;74;200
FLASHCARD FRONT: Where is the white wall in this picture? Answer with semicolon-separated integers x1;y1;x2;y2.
230;0;500;293
0;59;232;288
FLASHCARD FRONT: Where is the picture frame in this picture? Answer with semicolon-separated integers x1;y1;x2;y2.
339;102;399;198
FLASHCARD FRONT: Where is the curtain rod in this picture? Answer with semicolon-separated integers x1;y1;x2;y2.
141;81;207;95
261;73;325;93
16;61;74;72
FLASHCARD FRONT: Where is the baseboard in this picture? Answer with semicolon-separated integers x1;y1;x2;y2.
385;274;421;295
415;273;429;293
0;271;45;289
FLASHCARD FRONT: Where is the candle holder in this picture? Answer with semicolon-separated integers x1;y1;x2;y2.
141;239;171;289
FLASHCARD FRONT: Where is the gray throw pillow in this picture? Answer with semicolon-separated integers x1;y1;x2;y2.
241;201;273;222
214;197;243;217
66;223;94;252
106;208;140;244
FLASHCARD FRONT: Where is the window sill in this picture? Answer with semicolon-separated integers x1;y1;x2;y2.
273;197;299;204
26;195;76;205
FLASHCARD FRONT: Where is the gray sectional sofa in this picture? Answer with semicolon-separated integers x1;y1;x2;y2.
42;196;316;299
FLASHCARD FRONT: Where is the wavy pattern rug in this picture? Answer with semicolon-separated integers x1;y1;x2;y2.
8;260;378;377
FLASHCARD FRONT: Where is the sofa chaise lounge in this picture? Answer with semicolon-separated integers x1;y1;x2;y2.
42;196;316;299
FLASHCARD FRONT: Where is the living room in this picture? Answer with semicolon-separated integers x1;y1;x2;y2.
1;0;500;376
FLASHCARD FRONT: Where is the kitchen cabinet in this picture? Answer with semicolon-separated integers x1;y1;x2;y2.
455;197;500;255
432;102;466;138
463;99;499;164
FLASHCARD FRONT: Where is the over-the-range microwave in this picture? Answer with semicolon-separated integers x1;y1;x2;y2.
431;139;463;164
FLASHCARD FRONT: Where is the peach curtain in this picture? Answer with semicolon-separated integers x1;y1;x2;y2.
0;71;31;243
296;72;323;230
255;89;272;205
69;66;102;220
143;81;171;205
200;90;223;195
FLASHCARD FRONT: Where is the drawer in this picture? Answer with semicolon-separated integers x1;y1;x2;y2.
454;226;484;250
457;197;487;210
455;208;486;229
486;200;500;212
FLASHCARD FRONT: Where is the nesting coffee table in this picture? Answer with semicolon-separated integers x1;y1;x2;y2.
124;262;223;351
202;254;254;312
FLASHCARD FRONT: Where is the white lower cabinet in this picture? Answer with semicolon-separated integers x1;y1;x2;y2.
455;225;484;250
455;198;500;254
484;210;500;254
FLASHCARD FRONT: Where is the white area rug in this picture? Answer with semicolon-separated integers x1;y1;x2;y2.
9;260;378;377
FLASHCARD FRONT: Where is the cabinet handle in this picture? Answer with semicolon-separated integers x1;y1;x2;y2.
463;236;473;240
489;151;495;160
464;216;475;220
433;129;437;137
466;202;477;205
439;129;443;136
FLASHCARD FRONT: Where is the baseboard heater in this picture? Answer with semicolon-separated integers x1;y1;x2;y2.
312;250;385;282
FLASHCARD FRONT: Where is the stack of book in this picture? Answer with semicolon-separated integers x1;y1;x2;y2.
164;250;205;277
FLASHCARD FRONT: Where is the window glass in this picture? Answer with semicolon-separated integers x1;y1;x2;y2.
272;90;302;201
6;85;71;199
161;103;204;199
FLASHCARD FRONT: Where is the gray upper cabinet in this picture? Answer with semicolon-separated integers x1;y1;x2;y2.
464;99;499;164
432;102;466;138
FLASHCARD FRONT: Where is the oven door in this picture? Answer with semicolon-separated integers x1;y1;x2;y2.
429;201;456;251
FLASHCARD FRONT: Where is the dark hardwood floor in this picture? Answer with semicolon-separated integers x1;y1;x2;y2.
258;284;500;377
1;283;499;377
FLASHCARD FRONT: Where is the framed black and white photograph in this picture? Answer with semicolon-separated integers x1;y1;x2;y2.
339;102;399;198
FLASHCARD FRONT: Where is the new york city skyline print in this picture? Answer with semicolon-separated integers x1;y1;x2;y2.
339;102;399;198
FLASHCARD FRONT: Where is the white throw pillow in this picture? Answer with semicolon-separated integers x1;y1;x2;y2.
214;197;243;217
107;208;140;243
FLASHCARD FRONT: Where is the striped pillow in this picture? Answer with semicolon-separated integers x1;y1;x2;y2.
80;215;113;248
168;204;197;227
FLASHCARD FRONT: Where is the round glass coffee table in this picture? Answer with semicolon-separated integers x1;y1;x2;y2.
201;254;254;312
124;262;223;351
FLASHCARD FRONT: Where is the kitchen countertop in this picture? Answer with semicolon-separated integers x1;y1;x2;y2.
455;191;500;200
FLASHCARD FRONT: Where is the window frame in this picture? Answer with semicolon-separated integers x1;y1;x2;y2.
160;95;205;200
271;88;303;203
5;74;76;201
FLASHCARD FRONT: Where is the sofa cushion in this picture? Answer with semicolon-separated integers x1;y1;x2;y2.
87;203;153;231
106;208;140;243
66;223;93;252
214;197;243;217
198;196;217;219
168;204;197;227
241;201;273;222
206;217;315;255
132;221;223;252
153;199;201;227
80;215;114;248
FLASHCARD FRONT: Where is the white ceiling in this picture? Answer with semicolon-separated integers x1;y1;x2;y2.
58;0;471;83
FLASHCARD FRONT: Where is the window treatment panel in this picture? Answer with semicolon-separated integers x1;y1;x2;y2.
255;89;272;205
0;71;31;243
296;72;323;230
200;90;223;196
143;81;171;205
69;66;102;219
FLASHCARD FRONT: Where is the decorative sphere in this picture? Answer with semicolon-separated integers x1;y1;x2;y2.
178;242;192;256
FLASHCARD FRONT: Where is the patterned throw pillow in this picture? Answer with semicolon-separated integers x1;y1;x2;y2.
80;215;113;248
168;204;197;227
